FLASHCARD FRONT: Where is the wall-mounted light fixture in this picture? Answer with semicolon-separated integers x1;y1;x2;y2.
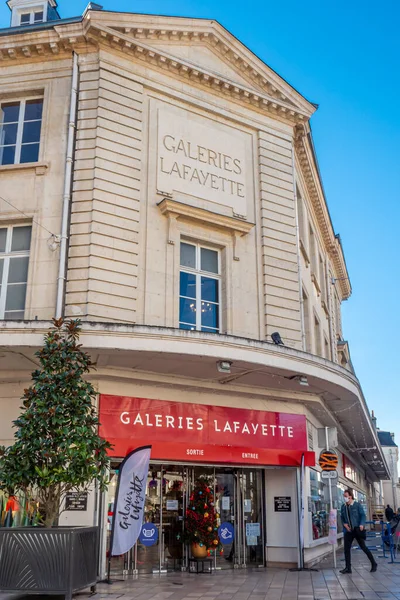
217;360;233;374
288;374;309;386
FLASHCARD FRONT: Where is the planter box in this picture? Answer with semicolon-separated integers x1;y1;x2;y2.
0;526;98;600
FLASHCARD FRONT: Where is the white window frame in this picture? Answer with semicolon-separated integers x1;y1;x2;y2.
179;241;221;333
0;224;31;320
0;96;43;166
19;9;44;25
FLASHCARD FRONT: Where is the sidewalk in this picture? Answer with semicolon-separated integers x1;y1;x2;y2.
2;550;400;600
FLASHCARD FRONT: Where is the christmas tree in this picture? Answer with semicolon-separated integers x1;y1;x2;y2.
184;477;222;555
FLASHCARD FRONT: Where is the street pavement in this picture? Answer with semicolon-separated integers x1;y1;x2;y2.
2;550;400;600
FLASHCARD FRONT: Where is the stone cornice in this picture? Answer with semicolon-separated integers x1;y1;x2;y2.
85;23;311;125
157;198;254;236
0;16;313;124
103;19;315;116
0;22;86;58
294;125;352;300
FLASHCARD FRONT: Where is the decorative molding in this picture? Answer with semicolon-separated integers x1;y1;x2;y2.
299;238;310;267
337;340;351;369
0;161;49;175
157;198;254;237
311;272;321;296
321;299;329;317
109;24;309;111
85;23;312;125
294;125;351;300
0;18;314;125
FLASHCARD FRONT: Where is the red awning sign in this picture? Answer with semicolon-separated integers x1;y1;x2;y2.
99;395;315;467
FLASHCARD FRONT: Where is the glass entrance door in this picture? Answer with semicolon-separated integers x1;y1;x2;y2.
188;466;265;569
237;469;265;567
215;468;236;569
160;466;185;572
103;463;265;575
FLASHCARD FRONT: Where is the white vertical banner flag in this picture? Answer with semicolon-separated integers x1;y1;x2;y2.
299;453;305;567
110;445;151;557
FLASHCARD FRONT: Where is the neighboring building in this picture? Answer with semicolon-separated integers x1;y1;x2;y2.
377;429;400;510
0;0;390;572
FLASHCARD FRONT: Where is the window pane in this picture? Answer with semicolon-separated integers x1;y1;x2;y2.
34;11;43;22
179;297;196;325
24;100;43;121
11;226;32;252
201;248;218;274
20;143;39;164
201;302;219;330
201;277;218;303
179;323;196;331
0;230;6;253
1;102;20;123
180;272;196;299
8;256;29;284
5;283;27;311
4;310;25;320
20;13;30;24
310;470;329;540
0;145;16;165
0;123;18;145
180;243;196;268
22;121;41;143
0;259;3;279
201;326;218;333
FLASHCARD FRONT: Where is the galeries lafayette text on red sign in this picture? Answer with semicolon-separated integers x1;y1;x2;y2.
99;395;308;452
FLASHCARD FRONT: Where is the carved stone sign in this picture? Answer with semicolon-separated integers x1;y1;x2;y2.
157;108;249;216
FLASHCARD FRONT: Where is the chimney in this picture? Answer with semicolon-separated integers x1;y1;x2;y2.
371;410;377;430
391;433;395;441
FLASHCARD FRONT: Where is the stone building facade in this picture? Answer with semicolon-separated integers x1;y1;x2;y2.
377;429;400;511
0;0;388;572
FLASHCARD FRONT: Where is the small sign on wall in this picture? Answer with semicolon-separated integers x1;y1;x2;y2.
246;523;260;537
222;496;230;511
244;499;252;513
65;492;88;511
274;496;292;512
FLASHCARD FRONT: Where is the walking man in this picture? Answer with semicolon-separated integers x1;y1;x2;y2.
385;504;394;522
340;488;377;574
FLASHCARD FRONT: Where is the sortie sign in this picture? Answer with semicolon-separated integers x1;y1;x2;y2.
99;396;315;467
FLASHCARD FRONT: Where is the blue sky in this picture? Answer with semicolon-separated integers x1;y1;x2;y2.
1;1;399;438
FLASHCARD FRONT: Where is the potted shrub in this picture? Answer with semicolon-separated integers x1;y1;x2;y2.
0;318;112;599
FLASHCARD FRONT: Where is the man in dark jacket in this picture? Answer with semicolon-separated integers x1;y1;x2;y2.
385;505;395;522
340;488;377;574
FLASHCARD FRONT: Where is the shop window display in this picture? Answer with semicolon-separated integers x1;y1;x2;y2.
354;489;368;518
337;482;346;534
309;472;369;541
0;490;38;526
310;469;330;540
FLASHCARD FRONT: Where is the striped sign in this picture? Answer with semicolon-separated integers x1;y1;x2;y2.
319;450;338;471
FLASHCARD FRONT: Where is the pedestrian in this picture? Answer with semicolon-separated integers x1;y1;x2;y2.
340;488;377;574
385;504;395;522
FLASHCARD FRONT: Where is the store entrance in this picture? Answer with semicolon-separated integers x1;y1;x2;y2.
104;462;265;574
